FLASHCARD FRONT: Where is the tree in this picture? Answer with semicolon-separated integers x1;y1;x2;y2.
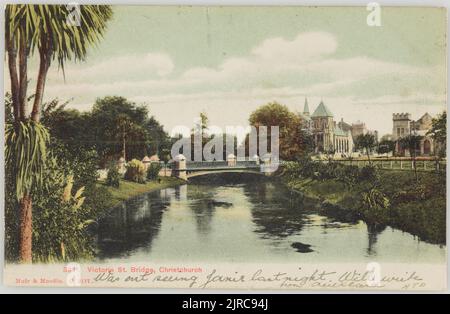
399;135;423;182
249;102;309;160
115;114;134;160
354;134;376;164
377;139;395;156
160;148;171;176
146;116;172;156
5;4;112;263
90;96;150;163
427;111;446;157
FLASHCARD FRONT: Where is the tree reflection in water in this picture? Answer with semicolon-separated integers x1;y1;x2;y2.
96;187;176;259
366;223;387;256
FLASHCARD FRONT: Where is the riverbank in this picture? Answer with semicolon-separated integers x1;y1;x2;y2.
282;170;446;245
97;177;185;207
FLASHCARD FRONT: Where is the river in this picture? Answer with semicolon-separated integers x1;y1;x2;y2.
96;173;446;264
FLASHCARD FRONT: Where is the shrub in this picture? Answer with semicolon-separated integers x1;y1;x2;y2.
124;159;146;183
336;165;360;189
147;162;162;180
106;163;120;188
359;165;380;184
5;141;114;263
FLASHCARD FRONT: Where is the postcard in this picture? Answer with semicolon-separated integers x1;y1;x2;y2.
2;4;447;290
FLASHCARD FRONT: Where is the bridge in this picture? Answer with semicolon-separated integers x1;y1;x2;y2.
169;158;278;180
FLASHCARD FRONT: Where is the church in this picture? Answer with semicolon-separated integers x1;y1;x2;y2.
392;112;439;156
300;99;354;155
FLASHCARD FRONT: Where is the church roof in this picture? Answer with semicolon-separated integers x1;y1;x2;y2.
334;127;347;137
299;112;311;121
311;101;334;118
303;98;310;114
417;112;432;123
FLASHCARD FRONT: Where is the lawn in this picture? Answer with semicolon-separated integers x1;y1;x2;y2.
97;177;185;207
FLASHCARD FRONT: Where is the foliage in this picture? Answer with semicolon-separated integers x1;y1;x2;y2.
89;96;171;164
336;165;360;189
124;159;146;183
5;122;50;200
32;159;95;262
398;135;422;154
147;163;162;180
358;165;380;185
377;139;395;155
361;188;390;210
354;133;376;162
427;111;446;157
6;5;112;70
5;4;113;262
106;163;120;188
249;102;313;160
282;159;446;244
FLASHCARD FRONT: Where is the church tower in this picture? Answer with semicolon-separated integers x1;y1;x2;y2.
303;97;310;117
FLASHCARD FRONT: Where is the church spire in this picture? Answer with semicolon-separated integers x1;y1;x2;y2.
303;97;310;117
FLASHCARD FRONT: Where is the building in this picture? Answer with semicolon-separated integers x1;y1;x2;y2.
299;98;313;131
301;99;354;155
392;112;437;156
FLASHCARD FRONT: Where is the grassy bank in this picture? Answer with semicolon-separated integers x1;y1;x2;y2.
283;169;446;245
97;177;185;207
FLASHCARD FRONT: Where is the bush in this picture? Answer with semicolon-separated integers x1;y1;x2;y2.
33;167;96;262
359;165;380;184
336;165;360;189
124;159;146;183
5;140;114;263
147;162;162;180
106;163;120;188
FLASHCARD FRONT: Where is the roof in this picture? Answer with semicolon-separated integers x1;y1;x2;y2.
299;112;311;121
338;120;352;132
311;101;334;118
417;112;432;123
334;127;347;137
303;98;310;114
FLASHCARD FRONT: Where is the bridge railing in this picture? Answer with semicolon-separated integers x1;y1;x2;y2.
184;160;260;169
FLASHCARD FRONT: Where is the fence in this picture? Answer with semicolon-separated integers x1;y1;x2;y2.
317;158;446;172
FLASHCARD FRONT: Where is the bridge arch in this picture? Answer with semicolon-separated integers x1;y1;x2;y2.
186;169;266;179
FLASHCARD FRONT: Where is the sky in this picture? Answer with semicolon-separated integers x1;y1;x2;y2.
7;6;447;136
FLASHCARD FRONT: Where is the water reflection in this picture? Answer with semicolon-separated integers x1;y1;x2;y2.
96;174;446;264
366;224;387;256
97;192;166;258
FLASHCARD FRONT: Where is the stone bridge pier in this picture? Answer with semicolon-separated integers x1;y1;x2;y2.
172;154;187;180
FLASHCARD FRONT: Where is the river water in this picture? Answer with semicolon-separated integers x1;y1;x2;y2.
96;174;446;264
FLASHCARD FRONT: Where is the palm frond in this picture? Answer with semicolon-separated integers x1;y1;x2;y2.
5;122;50;199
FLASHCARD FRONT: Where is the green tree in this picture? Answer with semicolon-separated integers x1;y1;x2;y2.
427;111;446;157
249;102;310;160
355;134;377;164
377;139;395;156
90;96;150;164
399;135;423;182
160;148;171;176
5;4;112;263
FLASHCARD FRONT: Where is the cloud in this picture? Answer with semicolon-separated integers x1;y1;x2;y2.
251;32;337;61
25;31;445;136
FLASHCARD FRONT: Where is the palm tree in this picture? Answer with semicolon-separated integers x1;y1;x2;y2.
5;4;112;263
